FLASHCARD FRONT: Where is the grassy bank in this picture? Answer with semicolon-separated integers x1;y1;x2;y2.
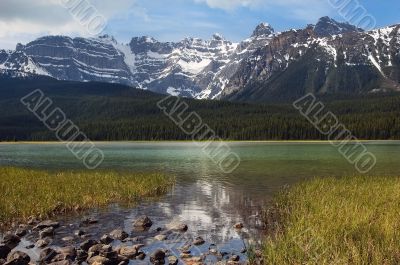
0;167;174;224
263;176;400;265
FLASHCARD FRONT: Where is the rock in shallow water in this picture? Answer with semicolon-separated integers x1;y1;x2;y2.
88;244;105;256
25;244;34;250
81;217;99;225
58;246;76;260
80;240;99;252
100;234;113;245
99;245;117;260
1;234;20;250
193;236;205;246
0;245;11;260
76;249;88;262
34;220;60;230
39;227;55;239
39;248;58;263
168;256;178;265
179;244;191;254
48;261;72;265
180;253;192;259
74;229;86;237
136;251;146;260
109;229;128;241
154;234;167;241
35;238;51;248
233;223;244;229
182;256;203;265
87;255;111;265
6;251;30;265
150;249;165;264
61;236;75;242
118;246;138;259
209;247;218;255
15;228;27;238
133;215;153;228
230;255;240;261
116;254;129;263
168;222;188;232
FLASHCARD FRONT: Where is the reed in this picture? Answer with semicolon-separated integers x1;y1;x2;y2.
0;167;174;224
263;176;400;265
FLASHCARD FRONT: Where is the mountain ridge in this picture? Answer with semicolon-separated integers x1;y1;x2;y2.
1;17;399;102
223;23;400;102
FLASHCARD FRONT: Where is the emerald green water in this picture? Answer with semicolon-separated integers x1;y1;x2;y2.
1;141;398;198
1;141;399;246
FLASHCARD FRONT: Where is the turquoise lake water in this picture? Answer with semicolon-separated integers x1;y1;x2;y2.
1;141;399;251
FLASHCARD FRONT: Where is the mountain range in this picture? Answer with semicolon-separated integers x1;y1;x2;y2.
0;16;399;102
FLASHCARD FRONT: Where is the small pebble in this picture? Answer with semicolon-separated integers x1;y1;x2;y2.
154;234;167;241
61;236;74;242
193;236;205;246
230;255;240;261
233;223;244;229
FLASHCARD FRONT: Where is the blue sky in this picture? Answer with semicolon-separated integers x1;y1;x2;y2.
106;0;400;43
0;0;399;49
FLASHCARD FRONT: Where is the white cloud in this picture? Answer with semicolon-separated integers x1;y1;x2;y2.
0;0;137;49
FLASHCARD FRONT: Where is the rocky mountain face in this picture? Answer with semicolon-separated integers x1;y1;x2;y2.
128;34;239;98
313;16;363;37
0;17;399;102
0;34;240;98
223;21;400;102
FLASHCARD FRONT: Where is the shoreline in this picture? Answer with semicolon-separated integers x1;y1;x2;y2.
0;167;250;265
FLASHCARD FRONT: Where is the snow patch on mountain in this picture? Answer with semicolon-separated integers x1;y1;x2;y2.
178;58;212;75
368;54;385;76
112;42;136;73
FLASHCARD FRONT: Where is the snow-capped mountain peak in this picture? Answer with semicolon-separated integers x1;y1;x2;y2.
313;16;363;37
212;33;224;41
251;22;275;37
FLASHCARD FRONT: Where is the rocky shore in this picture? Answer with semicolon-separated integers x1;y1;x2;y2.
0;216;263;265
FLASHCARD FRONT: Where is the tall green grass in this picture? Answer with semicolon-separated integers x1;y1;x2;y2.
0;167;174;224
263;176;400;265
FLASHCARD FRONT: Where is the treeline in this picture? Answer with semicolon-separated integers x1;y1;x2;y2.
0;76;399;141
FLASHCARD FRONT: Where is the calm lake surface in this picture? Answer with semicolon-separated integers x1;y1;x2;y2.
1;141;400;260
